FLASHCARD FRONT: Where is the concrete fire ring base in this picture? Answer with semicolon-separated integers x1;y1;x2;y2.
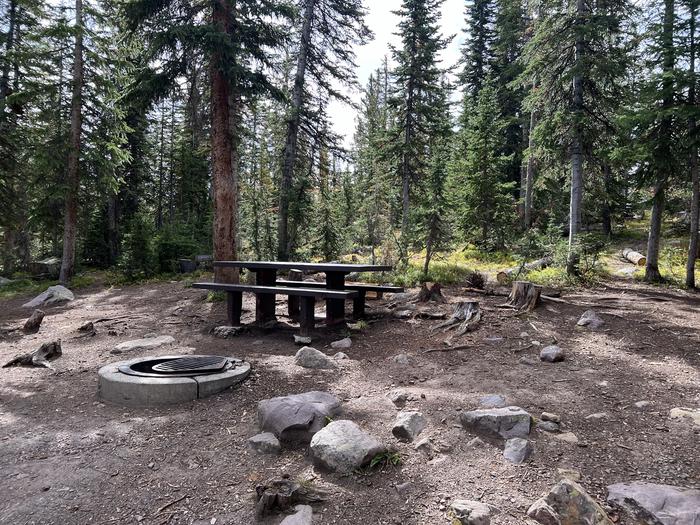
98;356;251;407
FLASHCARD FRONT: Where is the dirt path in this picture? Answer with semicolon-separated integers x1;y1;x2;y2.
1;277;698;524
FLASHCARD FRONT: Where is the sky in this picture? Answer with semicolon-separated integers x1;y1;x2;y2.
328;0;466;148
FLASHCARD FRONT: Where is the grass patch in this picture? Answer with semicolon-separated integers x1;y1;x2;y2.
206;290;226;303
0;272;97;300
368;451;402;470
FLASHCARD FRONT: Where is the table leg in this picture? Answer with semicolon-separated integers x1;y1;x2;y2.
352;289;366;319
255;269;277;325
287;269;302;321
299;296;315;336
325;271;346;326
227;291;242;326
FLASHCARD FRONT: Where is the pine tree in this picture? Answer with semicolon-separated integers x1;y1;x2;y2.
459;0;495;102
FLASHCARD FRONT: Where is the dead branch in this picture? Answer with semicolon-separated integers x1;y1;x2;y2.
3;340;62;369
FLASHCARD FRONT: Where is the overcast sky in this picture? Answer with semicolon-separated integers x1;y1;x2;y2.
328;0;466;147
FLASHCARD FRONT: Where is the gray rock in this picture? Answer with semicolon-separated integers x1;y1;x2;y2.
536;420;560;433
333;352;349;360
293;334;312;345
113;335;175;353
294;346;337;369
541;412;561;423
607;482;700;525
540;345;565;363
392;353;411;365
557;468;582;482
669;407;700;427
309;420;385;473
528;479;613;525
387;390;409;408
466;437;486;448
279;504;313;525
392;411;427;442
460;406;532;440
634;400;652;409
247;432;280;455
213;325;246;339
450;499;493;525
330;337;352;349
413;437;435;456
395;482;413;495
22;285;74;308
479;394;507;408
585;412;609;420
553;431;579;445
258;391;341;443
577;309;605;329
503;437;532;464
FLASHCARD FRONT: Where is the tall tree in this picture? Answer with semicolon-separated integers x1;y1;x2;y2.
685;0;700;287
459;0;495;102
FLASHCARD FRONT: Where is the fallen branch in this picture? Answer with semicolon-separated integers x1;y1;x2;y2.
622;248;646;266
421;344;470;354
497;256;552;285
156;494;188;515
3;340;62;369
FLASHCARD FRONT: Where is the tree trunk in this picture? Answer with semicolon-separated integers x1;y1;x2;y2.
522;108;536;228
567;0;586;276
107;192;118;265
601;163;613;237
210;0;238;284
505;280;541;312
687;0;699;288
156;102;165;229
59;0;84;284
278;0;316;261
645;184;665;282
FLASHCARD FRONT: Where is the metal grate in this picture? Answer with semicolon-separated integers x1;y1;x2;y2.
151;356;228;373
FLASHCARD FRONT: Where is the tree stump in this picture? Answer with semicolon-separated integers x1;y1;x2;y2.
416;282;445;303
3;340;62;369
505;281;541;312
23;309;45;333
434;301;481;336
255;475;327;519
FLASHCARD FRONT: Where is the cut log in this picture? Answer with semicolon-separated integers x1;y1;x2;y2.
504;281;541;312
3;340;62;369
497;256;553;285
255;475;327;518
416;282;445;303
23;309;45;333
622;248;646;266
433;301;481;336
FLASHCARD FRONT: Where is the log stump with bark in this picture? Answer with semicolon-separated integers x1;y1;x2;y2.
3;340;62;369
255;475;327;519
504;281;541;312
416;282;445;303
434;301;481;336
496;256;553;285
622;248;647;266
23;309;45;333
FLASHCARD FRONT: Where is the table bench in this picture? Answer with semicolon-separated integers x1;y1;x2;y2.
191;282;357;336
276;280;404;318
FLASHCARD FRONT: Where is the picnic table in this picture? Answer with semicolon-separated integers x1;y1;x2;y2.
212;261;393;325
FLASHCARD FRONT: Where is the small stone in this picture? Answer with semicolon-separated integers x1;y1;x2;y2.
531;340;541;346
330;337;352;349
479;394;507;408
279;504;313;525
212;325;245;338
293;334;312;345
519;331;530;338
577;309;605;329
540;345;565;363
541;412;561;423
309;420;385;473
553;431;579;444
460;406;532;440
585;412;608;420
392;353;411;365
633;400;651;409
466;437;486;448
387;390;409;408
557;468;582;482
333;352;349;360
503;438;532;464
450;499;493;525
485;336;504;343
395;482;412;495
247;432;281;455
414;437;435;457
392;411;428;442
536;421;560;433
294;346;337;369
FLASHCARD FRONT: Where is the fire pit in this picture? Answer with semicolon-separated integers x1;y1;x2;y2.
98;355;250;407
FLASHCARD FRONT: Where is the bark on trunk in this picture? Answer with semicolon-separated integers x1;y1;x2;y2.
602;163;613;237
278;0;316;261
622;248;646;266
59;0;84;284
523;108;536;228
687;0;699;288
210;0;238;284
107;192;118;265
645;184;665;282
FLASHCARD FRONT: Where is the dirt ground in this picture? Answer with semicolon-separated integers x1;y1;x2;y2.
0;275;699;525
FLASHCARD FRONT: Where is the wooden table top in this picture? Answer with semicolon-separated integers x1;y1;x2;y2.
212;261;393;273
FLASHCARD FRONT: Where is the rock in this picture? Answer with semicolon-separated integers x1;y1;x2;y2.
585;412;609;420
485;336;504;343
392;411;427;442
607;481;700;525
294;346;337;369
333;352;349;360
393;309;414;319
466;437;486;448
669;407;700;427
387;390;409;408
78;321;94;333
519;331;530;338
279;504;313;525
450;499;493;525
553;431;579;445
309;420;385;473
212;326;245;338
633;400;652;409
479;394;507;408
258;391;341;443
392;353;411;365
29;257;61;278
577;309;605;329
527;479;614;525
541;412;561;423
247;433;281;455
23;309;45;333
395;482;413;495
113;335;175;354
22;285;74;308
536;421;560;433
503;437;532;464
540;345;565;363
557;468;582;482
330;337;352;349
293;334;312;345
413;437;435;456
460;406;532;440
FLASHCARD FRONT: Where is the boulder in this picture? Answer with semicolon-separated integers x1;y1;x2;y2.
577;309;605;329
279;505;313;525
479;394;507;408
258;391;341;443
309;420;385;473
330;337;352;349
450;499;493;525
607;482;700;525
527;479;614;525
247;433;281;455
294;346;337;369
22;285;74;308
113;335;175;354
503;437;532;464
392;411;427;442
540;345;565;363
460;406;532;440
23;309;45;333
